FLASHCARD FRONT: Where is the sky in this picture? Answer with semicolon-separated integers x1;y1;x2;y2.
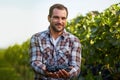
0;0;120;48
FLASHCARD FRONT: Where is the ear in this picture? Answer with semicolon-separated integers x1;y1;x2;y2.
48;15;51;22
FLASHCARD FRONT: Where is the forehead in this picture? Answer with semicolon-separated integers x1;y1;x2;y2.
52;8;67;17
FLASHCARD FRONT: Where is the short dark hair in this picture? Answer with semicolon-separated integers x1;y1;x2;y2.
48;3;68;18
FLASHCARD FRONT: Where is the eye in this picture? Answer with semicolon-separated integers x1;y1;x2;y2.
52;16;66;20
52;16;59;19
61;17;66;20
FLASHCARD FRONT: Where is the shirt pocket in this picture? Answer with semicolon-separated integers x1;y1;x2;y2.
40;45;54;64
56;47;70;64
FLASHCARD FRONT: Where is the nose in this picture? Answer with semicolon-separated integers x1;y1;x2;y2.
58;18;63;23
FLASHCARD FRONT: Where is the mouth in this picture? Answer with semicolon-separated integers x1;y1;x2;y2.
55;23;63;26
55;23;62;26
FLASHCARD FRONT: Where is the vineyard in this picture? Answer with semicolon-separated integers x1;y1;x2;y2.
0;3;120;80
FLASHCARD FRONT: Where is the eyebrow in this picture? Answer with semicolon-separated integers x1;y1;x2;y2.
52;16;66;20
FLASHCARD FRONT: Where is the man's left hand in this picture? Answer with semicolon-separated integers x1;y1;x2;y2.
57;69;70;78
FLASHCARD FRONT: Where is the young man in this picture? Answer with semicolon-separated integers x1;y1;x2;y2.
29;3;82;80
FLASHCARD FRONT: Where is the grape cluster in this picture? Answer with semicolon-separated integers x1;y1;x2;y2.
46;64;71;72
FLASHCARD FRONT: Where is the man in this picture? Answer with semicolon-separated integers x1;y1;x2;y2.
29;3;82;80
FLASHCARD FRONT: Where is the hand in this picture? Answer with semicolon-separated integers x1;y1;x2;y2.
43;66;59;78
45;70;59;78
57;69;70;78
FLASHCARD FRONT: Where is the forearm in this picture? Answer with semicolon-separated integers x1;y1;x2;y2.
29;35;47;75
69;38;81;77
31;60;46;75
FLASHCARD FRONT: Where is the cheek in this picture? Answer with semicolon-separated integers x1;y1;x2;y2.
51;19;58;24
63;21;67;25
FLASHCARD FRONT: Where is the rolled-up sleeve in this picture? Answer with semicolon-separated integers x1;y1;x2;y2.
29;35;46;75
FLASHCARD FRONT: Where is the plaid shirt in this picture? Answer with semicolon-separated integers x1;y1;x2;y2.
29;29;82;80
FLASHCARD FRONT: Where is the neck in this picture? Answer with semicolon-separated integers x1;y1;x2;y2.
50;28;63;40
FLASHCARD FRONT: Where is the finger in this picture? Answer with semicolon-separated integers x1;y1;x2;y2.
49;73;55;78
57;70;62;78
53;72;59;78
61;69;70;78
47;72;53;77
55;73;59;78
58;70;65;78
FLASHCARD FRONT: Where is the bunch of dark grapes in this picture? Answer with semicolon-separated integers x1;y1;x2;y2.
46;64;71;72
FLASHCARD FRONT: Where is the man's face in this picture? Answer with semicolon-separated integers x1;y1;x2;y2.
48;8;67;32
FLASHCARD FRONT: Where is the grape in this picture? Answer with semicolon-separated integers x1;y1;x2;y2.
46;64;71;72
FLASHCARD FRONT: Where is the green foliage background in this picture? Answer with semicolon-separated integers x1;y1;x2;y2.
66;3;120;80
1;3;120;80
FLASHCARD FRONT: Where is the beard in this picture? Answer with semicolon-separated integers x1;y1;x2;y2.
51;23;64;32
